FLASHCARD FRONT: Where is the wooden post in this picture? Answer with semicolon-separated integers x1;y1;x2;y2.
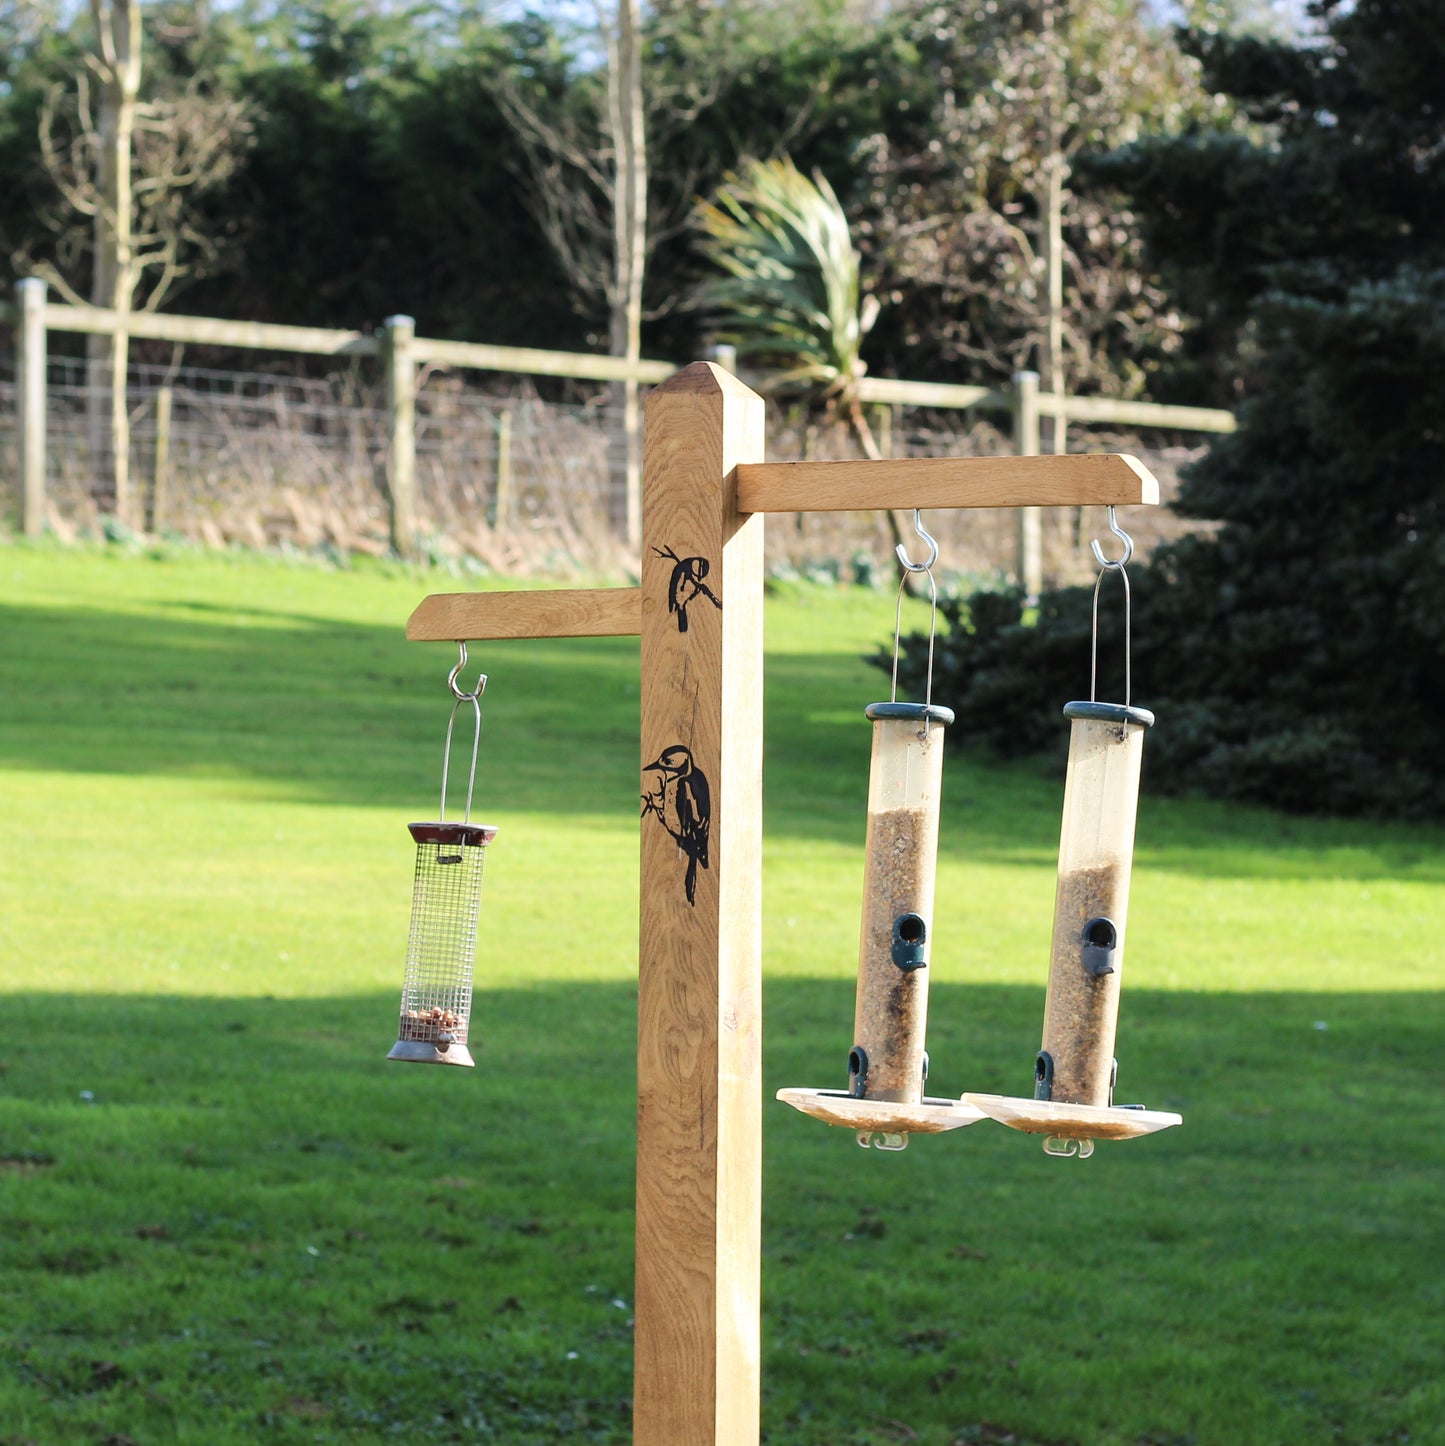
874;403;893;460
1011;370;1043;600
16;279;47;537
150;384;172;534
493;409;513;528
383;314;418;559
635;362;766;1445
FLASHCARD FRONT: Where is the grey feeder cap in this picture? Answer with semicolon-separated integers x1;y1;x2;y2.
864;702;956;726
1062;700;1155;729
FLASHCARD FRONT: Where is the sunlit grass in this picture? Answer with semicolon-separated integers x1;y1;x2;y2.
1;540;1441;1445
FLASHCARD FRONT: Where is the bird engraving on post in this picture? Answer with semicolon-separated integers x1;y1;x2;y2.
653;546;721;633
641;745;711;904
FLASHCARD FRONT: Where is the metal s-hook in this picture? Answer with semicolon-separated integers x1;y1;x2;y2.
1090;506;1134;571
448;641;487;702
895;510;939;574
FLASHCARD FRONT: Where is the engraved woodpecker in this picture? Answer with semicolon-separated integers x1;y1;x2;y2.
641;745;711;904
654;546;720;633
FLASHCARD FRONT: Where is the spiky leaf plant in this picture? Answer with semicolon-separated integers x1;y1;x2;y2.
694;155;881;439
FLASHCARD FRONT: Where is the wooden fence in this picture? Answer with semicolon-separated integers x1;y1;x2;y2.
3;278;1235;593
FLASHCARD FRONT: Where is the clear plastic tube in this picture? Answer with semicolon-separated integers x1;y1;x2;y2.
850;703;952;1104
1039;703;1152;1107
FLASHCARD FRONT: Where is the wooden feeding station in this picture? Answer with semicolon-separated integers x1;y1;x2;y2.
404;362;1162;1445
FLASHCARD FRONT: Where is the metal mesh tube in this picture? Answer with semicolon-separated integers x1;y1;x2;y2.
393;822;495;1058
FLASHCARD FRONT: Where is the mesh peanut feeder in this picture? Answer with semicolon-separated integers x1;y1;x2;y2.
387;645;496;1068
778;513;987;1149
966;509;1181;1156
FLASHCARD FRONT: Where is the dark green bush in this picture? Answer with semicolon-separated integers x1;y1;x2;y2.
886;2;1445;821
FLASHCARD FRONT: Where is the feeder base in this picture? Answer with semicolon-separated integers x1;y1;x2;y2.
777;1087;987;1137
962;1092;1180;1141
387;1039;476;1068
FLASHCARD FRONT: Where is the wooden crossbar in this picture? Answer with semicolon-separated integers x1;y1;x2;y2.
735;453;1159;513
407;586;642;642
408;455;1159;644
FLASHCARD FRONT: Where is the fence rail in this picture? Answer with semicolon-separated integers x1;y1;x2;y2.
4;282;1236;590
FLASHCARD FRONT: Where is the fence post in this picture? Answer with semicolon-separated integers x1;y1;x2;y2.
16;279;47;537
383;314;418;559
1011;369;1043;600
873;403;893;460
150;385;173;534
492;409;513;529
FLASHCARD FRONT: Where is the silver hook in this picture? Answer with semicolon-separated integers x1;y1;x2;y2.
1090;512;1134;707
890;511;940;709
448;641;487;702
895;509;939;574
1090;506;1134;570
890;565;938;709
439;694;482;825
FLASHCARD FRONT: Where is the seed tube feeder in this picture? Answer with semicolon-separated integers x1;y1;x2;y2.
387;647;495;1068
779;515;987;1149
966;510;1180;1156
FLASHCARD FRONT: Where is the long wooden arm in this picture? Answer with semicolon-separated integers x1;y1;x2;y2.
735;453;1158;512
407;586;642;642
408;453;1158;643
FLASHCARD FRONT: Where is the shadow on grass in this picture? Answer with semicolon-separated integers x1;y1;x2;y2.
1;980;1441;1443
0;599;644;816
4;597;1441;886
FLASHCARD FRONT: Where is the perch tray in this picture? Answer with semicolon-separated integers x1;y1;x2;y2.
777;1087;988;1136
961;1092;1180;1141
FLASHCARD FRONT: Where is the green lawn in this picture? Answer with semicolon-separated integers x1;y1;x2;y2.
1;540;1442;1445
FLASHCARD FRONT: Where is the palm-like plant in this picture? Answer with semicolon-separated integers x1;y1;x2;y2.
694;155;886;460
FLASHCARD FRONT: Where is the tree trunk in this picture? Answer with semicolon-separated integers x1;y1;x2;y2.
87;0;141;524
847;395;916;579
1039;0;1067;460
607;0;647;555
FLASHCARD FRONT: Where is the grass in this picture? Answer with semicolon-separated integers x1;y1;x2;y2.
0;538;1442;1445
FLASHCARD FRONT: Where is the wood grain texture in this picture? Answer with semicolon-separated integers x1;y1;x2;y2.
735;452;1160;513
635;361;765;1445
405;587;641;641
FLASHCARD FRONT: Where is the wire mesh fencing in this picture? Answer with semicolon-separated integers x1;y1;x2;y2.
0;348;1210;585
